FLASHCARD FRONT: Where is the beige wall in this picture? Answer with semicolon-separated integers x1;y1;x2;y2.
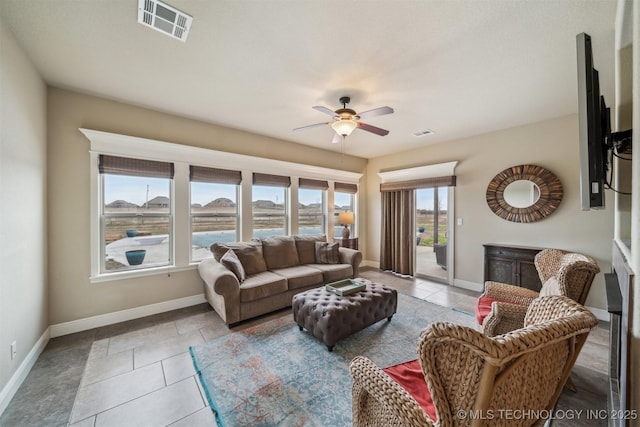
46;88;367;325
0;22;48;401
365;115;614;311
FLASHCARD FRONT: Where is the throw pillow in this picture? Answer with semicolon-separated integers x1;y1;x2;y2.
220;249;246;282
538;277;565;297
315;241;340;264
294;234;327;265
211;241;267;275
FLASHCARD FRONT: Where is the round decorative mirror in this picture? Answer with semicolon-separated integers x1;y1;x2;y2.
486;164;563;223
503;180;540;208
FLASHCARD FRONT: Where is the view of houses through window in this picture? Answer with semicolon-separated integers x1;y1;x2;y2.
298;188;325;235
252;185;287;239
190;182;238;261
102;174;172;272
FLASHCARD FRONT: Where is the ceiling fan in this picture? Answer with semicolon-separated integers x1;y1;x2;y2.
294;96;394;143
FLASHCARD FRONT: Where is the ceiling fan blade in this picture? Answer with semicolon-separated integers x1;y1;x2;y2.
331;132;342;144
358;106;394;119
312;106;338;117
293;122;330;131
357;121;389;136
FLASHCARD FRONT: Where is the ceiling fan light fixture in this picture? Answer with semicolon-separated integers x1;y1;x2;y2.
331;119;358;136
295;97;393;142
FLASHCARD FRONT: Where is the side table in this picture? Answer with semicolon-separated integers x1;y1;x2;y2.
335;237;358;250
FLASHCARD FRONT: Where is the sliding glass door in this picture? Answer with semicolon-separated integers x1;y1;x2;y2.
415;187;450;282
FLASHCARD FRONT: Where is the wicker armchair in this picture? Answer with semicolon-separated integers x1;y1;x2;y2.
349;296;598;427
478;249;600;337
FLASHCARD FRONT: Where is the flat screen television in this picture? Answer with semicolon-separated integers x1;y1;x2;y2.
576;32;611;211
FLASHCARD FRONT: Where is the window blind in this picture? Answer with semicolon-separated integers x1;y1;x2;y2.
99;155;174;179
334;182;358;194
253;173;291;187
299;178;329;190
189;165;242;185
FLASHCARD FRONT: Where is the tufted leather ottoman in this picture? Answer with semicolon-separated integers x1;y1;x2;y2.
292;280;397;351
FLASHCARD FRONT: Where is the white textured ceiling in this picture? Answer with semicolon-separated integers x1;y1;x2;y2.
0;0;618;159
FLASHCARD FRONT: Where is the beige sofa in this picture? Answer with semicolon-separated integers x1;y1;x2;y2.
198;235;362;326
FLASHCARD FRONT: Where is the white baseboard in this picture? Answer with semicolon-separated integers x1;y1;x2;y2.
586;306;609;322
361;260;379;269
49;294;207;338
0;328;50;416
453;279;483;292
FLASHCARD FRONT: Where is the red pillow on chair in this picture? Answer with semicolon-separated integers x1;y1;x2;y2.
383;359;437;422
475;296;497;325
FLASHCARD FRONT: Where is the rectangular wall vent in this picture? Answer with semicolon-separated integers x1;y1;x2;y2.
138;0;193;42
413;129;434;137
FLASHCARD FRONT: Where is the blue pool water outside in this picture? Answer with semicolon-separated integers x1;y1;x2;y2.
191;226;329;248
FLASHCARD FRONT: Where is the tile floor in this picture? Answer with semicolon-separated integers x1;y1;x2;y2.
0;267;609;426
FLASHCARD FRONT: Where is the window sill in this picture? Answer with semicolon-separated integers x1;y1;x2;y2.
90;264;197;283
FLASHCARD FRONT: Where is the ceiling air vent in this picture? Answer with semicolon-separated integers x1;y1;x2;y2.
413;129;434;137
137;0;193;42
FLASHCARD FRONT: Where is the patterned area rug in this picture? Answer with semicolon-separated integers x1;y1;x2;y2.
189;293;475;426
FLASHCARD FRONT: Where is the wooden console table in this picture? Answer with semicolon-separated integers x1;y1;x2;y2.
483;244;543;291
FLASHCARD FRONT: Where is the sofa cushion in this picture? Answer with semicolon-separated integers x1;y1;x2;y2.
211;241;267;276
261;235;300;270
220;249;246;282
475;296;496;325
315;241;340;264
239;271;288;303
308;263;353;283
475;296;522;326
294;234;327;265
383;359;437;422
271;265;324;290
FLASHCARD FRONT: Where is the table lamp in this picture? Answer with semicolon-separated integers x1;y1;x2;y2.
338;212;355;238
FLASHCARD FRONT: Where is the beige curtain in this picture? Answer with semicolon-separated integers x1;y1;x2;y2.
380;190;415;276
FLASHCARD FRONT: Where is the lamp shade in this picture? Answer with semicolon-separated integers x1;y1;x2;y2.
338;211;354;225
331;119;357;136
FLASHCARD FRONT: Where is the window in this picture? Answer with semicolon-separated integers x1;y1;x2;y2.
252;173;290;239
100;155;174;273
190;166;241;261
298;178;328;236
333;182;357;238
416;187;449;247
84;128;363;281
